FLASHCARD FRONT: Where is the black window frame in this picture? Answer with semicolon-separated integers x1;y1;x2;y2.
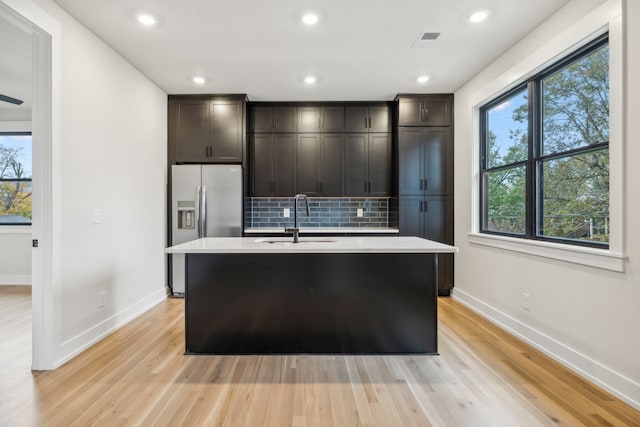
480;34;609;249
0;131;33;226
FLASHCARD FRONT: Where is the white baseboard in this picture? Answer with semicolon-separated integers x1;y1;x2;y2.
452;288;640;411
0;274;32;285
54;287;169;369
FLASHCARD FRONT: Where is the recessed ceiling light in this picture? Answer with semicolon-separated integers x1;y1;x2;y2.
302;13;319;25
137;13;157;27
469;10;489;23
417;75;430;84
304;75;317;85
192;76;206;85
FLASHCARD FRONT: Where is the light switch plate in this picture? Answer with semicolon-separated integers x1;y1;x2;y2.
357;208;364;217
283;208;290;218
93;208;101;224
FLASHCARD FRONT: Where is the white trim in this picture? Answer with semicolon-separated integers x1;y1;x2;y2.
0;275;31;285
467;232;626;272
0;121;32;132
468;0;625;266
452;288;640;411
54;289;168;369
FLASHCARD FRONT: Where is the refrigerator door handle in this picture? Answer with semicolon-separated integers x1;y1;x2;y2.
196;185;202;238
201;185;207;238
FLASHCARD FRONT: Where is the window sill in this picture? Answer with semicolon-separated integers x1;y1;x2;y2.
467;232;626;272
0;226;32;234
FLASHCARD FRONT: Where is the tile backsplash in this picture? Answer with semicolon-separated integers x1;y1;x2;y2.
245;197;397;229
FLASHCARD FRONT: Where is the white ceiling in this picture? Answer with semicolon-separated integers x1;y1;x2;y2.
37;0;570;101
0;8;32;119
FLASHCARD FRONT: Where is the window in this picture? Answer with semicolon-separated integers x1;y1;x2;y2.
0;132;32;225
480;34;609;248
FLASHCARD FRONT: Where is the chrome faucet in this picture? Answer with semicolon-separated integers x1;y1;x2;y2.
285;194;310;243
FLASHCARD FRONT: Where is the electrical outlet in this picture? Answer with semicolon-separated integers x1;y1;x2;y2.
99;291;106;308
522;293;531;310
357;208;364;217
283;208;290;218
93;208;101;224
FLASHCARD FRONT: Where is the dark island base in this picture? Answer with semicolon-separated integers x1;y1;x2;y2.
185;253;437;354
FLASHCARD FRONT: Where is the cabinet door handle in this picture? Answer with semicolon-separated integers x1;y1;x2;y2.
368;117;372;129
419;103;424;122
424;108;429;122
424;200;428;212
318;116;321;129
419;201;423;212
419;179;423;190
424;178;427;190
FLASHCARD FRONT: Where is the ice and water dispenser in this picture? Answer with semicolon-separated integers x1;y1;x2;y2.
177;200;196;229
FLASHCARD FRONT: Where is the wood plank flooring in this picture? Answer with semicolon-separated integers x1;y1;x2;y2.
1;285;638;426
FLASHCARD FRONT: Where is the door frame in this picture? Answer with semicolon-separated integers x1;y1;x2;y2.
1;0;59;370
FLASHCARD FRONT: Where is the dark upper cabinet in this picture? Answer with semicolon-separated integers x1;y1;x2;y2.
344;105;392;133
251;134;296;196
251;107;297;132
344;133;392;196
398;195;453;293
296;133;344;196
320;134;345;196
172;97;244;163
398;127;451;195
397;95;452;126
296;134;321;195
297;106;344;133
174;100;209;162
210;100;243;161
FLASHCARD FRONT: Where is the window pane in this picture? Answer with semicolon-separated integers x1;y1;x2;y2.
485;89;528;168
0;181;32;223
542;44;609;155
539;148;609;243
0;134;32;224
483;166;526;234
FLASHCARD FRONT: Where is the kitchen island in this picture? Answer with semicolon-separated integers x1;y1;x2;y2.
166;236;457;355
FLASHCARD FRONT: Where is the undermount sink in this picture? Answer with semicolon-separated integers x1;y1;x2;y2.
254;238;337;244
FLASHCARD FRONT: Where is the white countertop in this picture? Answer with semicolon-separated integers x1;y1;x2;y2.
244;227;399;234
166;236;458;254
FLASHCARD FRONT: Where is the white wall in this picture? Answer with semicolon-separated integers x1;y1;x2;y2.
0;229;31;284
4;0;168;366
0;121;32;284
453;0;639;409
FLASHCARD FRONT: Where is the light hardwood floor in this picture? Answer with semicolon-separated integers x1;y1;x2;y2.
1;285;638;426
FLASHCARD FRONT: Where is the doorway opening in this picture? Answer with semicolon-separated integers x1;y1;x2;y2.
0;0;55;371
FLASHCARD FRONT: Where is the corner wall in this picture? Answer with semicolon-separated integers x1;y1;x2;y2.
453;0;639;409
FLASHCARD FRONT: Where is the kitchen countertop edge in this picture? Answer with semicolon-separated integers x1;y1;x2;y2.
166;236;458;254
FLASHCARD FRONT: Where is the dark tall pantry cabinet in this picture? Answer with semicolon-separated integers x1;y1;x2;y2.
396;94;454;295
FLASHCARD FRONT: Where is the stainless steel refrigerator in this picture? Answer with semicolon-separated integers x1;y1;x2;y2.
170;164;243;295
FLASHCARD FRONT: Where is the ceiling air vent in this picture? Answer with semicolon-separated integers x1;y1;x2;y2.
412;31;441;48
420;32;440;40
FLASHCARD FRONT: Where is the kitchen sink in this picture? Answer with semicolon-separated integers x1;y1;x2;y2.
254;238;337;244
